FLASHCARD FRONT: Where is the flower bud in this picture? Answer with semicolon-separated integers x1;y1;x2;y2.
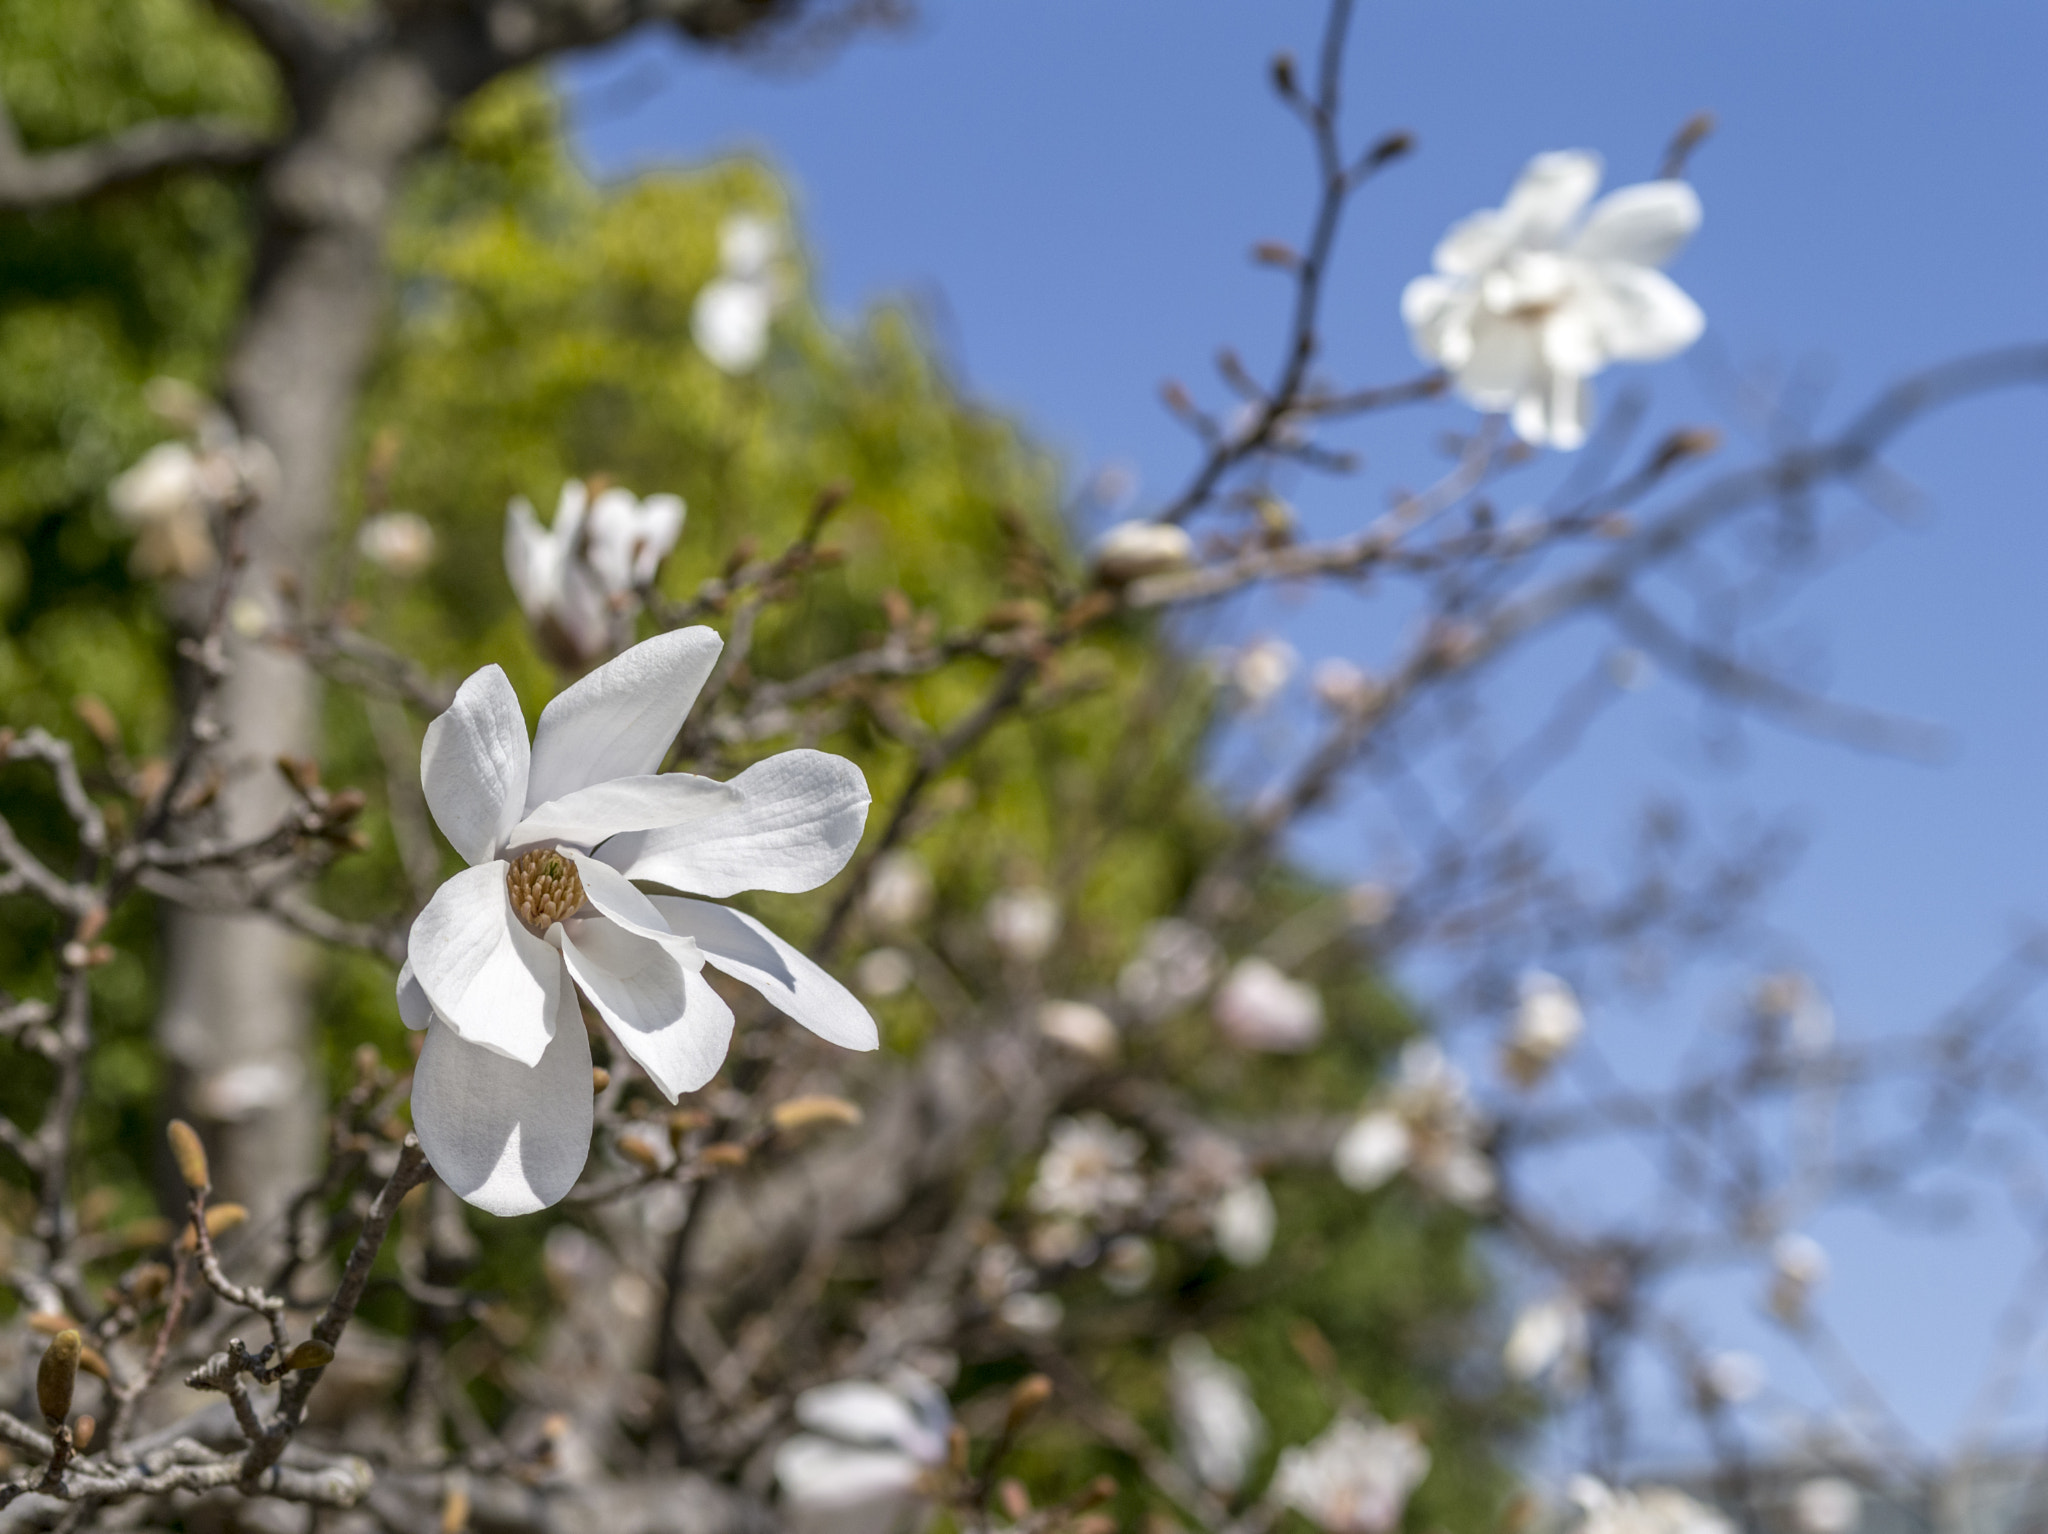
72;1413;96;1451
176;1202;248;1253
699;1142;749;1169
617;1136;664;1173
166;1119;210;1192
1090;520;1194;585
1005;1373;1053;1432
770;1095;864;1133
38;1330;80;1425
285;1340;336;1371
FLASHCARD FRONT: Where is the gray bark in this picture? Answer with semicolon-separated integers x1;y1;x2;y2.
160;46;452;1227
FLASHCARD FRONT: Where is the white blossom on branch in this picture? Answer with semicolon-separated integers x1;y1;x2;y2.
1402;149;1704;449
398;629;877;1213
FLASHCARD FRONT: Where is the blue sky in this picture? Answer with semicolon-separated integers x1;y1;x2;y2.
562;0;2048;1470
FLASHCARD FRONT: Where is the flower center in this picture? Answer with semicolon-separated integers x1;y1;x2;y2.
506;847;584;933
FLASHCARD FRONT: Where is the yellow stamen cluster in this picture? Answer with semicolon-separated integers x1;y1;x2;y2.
507;848;584;933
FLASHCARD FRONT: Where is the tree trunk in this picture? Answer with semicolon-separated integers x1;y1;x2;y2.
158;49;450;1229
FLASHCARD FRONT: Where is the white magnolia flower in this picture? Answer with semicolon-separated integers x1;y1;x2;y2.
1403;150;1704;449
1039;999;1120;1062
1214;957;1324;1053
356;510;437;577
774;1373;951;1534
1504;1294;1588;1387
1793;1478;1861;1534
1334;1042;1494;1208
987;887;1061;963
1213;1177;1277;1267
1119;918;1221;1021
1091;519;1195;584
505;481;686;669
398;629;878;1214
693;213;787;374
1028;1113;1146;1223
1571;1478;1733;1534
1502;970;1584;1088
1170;1337;1265;1494
1274;1414;1431;1534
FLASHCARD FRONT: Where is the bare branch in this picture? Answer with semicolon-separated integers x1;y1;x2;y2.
0;101;272;213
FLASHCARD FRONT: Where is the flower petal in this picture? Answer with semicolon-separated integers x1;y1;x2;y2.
1450;316;1542;411
524;627;725;811
420;665;530;865
408;862;562;1066
1401;276;1478;369
597;750;870;898
1541;306;1606;378
411;990;592;1216
1431;209;1513;278
649;895;879;1051
567;851;705;948
1334;1111;1412;1191
1500;149;1602;245
1585;266;1705;362
796;1382;929;1451
510;773;733;855
774;1436;923;1521
396;956;430;1031
1572;180;1701;267
556;915;731;1101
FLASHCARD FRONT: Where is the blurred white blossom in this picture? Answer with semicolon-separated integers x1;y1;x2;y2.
1029;1114;1146;1223
862;850;933;930
1502;970;1584;1088
987;887;1061;963
1504;1294;1588;1388
1212;1176;1277;1267
1039;1000;1119;1062
1091;519;1194;584
1754;972;1835;1057
1334;1042;1494;1208
1214;957;1325;1053
1102;1234;1157;1295
109;387;276;579
855;947;915;999
1770;1232;1828;1322
1170;1337;1265;1494
693;212;788;374
356;510;437;577
1793;1477;1862;1534
773;1373;951;1534
1699;1350;1765;1405
1274;1414;1431;1534
1119;918;1221;1021
1313;657;1378;713
1570;1478;1733;1534
504;480;685;668
1230;638;1298;708
1402;150;1704;449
